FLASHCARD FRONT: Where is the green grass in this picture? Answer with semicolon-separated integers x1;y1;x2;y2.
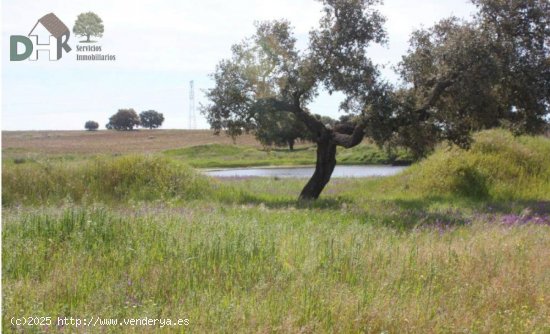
2;129;550;333
5;129;547;207
381;129;550;201
164;142;412;168
2;155;212;206
164;143;317;167
3;205;549;333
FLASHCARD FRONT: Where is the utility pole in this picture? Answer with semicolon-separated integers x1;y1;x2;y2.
189;80;196;129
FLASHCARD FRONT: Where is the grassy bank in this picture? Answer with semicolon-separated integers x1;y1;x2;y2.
4;129;547;206
164;144;317;168
2;129;550;333
164;142;412;168
2;155;212;206
382;130;550;201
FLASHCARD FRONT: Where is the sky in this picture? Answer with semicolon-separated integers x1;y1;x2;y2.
1;0;476;130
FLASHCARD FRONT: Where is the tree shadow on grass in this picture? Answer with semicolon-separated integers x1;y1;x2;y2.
364;196;550;230
482;200;550;215
216;191;349;210
361;197;470;230
213;176;549;228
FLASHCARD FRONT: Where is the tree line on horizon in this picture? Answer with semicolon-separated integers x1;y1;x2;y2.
85;109;165;131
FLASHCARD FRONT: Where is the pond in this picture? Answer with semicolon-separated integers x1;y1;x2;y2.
203;165;408;178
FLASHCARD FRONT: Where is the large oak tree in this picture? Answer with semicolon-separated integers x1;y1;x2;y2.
202;0;549;200
202;0;449;200
387;0;550;156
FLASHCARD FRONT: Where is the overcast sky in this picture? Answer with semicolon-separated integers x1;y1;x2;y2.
1;0;476;130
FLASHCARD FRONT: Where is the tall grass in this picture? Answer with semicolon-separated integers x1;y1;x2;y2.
3;129;549;333
3;207;549;333
384;129;550;200
2;155;212;205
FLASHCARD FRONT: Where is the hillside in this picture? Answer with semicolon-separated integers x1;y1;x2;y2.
1;130;260;157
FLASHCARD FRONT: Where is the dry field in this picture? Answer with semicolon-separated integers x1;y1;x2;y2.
2;130;260;157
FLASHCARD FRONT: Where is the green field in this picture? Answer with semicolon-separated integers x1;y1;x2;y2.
164;142;413;168
2;129;550;333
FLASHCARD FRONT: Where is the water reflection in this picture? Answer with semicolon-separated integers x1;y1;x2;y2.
203;165;407;178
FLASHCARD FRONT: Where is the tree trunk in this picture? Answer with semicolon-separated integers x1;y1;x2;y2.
86;34;90;42
288;139;295;151
287;79;453;201
278;96;366;200
299;136;337;200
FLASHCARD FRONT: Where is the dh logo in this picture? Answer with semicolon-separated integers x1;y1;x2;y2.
10;13;72;61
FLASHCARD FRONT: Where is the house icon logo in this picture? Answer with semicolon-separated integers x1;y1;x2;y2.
10;13;72;61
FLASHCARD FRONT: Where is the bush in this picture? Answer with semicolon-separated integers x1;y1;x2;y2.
84;120;99;131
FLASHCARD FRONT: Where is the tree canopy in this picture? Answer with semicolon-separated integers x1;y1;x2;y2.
254;110;312;150
139;110;165;129
202;0;549;200
106;109;140;131
384;0;550;156
202;0;391;199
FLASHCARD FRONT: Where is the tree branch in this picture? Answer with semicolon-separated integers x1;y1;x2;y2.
415;74;458;114
332;118;368;148
294;91;328;132
262;95;328;142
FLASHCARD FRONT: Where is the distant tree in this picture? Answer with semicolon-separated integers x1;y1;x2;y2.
252;112;334;151
84;120;99;131
254;110;311;150
317;115;337;128
139;110;165;129
106;109;140;131
73;12;104;43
